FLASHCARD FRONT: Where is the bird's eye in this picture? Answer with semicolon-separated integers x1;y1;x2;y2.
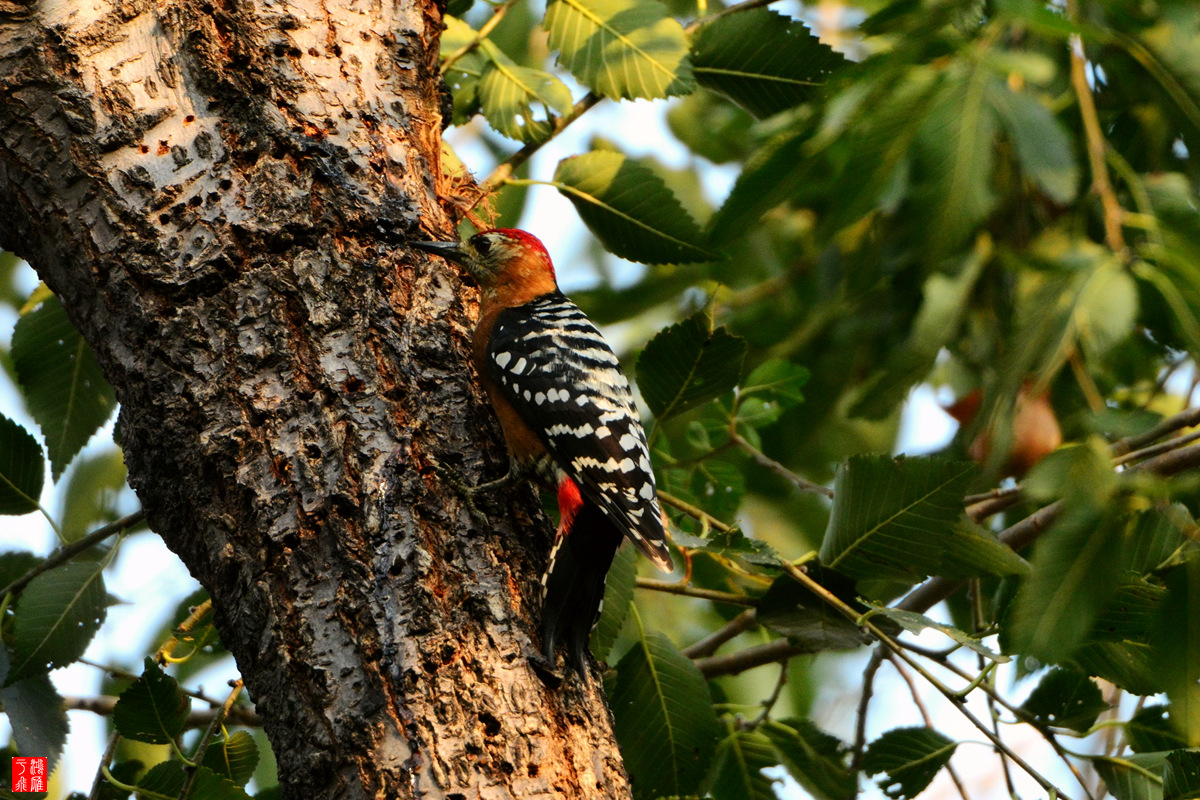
473;236;493;256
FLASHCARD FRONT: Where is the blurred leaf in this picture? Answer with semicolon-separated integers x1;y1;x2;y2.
591;544;637;663
1152;558;1200;745
757;573;868;651
1020;669;1108;732
1024;439;1117;505
761;718;855;800
60;449;126;542
865;604;1008;662
988;81;1079;203
112;658;190;745
938;520;1030;580
1069;641;1160;697
440;17;488;124
1009;507;1124;664
11;295;116;480
544;0;694;99
477;42;572;142
637;313;746;420
554;151;718;264
0;551;41;594
189;767;252;800
707;128;815;244
819;455;978;582
736;360;809;428
673;527;778;567
861;727;958;800
0;414;45;515
708;722;779;800
691;9;846;118
7;560;108;683
1094;752;1169;800
1163;750;1200;800
610;621;720;800
1090;579;1167;643
1124;506;1192;576
666;91;755;164
203;732;259;787
1126;706;1190;754
0;648;69;775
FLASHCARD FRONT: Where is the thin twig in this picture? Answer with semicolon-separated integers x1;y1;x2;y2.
1110;404;1200;456
635;577;757;606
64;695;261;728
483;92;603;189
180;680;244;800
750;661;790;727
1114;429;1200;467
87;730;122;800
682;608;758;658
851;648;886;770
887;654;971;800
439;0;522;75
685;0;782;33
0;511;146;599
1066;10;1126;255
77;659;240;710
730;431;834;497
658;491;733;532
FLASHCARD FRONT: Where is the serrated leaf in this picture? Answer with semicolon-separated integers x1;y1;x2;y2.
11;294;116;480
757;573;868;652
864;604;1008;662
1009;506;1124;664
1163;750;1200;800
736;360;808;428
1094;752;1169;800
987;81;1078;203
689;528;778;567
203;732;260;787
1091;580;1167;643
112;658;191;745
1127;707;1191;754
60;449;127;542
761;718;856;800
591;544;637;663
819;455;978;582
0;414;45;515
477;42;572;143
554;151;717;264
862;727;958;800
7;560;108;683
691;9;846;118
637;313;746;421
0;551;41;594
1069;640;1160;697
1125;506;1192;576
135;761;186;800
0;647;69;775
709;723;779;800
610;621;720;800
1020;669;1108;732
544;0;693;99
1153;559;1200;745
938;520;1030;579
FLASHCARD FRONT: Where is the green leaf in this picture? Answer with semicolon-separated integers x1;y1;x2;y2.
7;560;108;683
1069;641;1160;697
1094;752;1169;800
11;294;116;480
1126;707;1191;754
760;718;855;800
553;151;718;264
937;520;1030;580
735;360;809;428
112;658;191;745
1009;506;1124;663
0;647;69;774
0;414;45;515
861;727;958;800
135;761;187;800
819;455;978;582
1153;558;1200;745
1090;580;1167;643
610;619;720;800
590;544;637;663
708;723;779;800
1020;669;1108;732
1125;506;1192;576
203;731;260;787
637;313;746;421
60;448;127;542
476;42;572;143
544;0;693;100
0;551;41;595
190;767;253;800
97;759;144;800
756;573;869;652
691;9;846;118
987;81;1078;203
440;16;489;124
1163;750;1200;800
864;604;1008;662
706;128;814;244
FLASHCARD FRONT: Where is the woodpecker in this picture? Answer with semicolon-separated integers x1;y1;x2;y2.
412;229;674;673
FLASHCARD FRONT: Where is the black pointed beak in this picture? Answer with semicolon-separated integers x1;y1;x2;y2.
411;239;469;264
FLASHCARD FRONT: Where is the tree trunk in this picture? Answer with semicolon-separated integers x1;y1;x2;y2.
0;2;631;798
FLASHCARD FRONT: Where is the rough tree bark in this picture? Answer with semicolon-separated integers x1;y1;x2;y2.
0;1;631;798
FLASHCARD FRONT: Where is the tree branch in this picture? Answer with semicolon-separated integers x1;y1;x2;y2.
64;695;262;728
0;511;145;599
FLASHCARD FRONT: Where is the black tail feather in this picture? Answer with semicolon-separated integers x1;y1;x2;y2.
541;501;623;675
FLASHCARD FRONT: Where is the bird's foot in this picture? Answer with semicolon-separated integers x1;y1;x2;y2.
428;456;518;527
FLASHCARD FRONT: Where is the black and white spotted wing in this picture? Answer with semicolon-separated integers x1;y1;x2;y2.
486;292;673;572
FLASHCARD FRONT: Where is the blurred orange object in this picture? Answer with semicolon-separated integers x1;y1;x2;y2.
944;383;1062;477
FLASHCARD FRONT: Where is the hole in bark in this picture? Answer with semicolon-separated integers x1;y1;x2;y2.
343;377;364;392
345;162;359;175
218;178;233;191
139;144;150;154
305;443;321;459
528;765;539;777
188;195;202;207
184;115;195;123
308;47;320;57
360;31;371;41
330;43;342;57
447;795;466;800
274;43;286;57
158;213;171;225
478;712;501;737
